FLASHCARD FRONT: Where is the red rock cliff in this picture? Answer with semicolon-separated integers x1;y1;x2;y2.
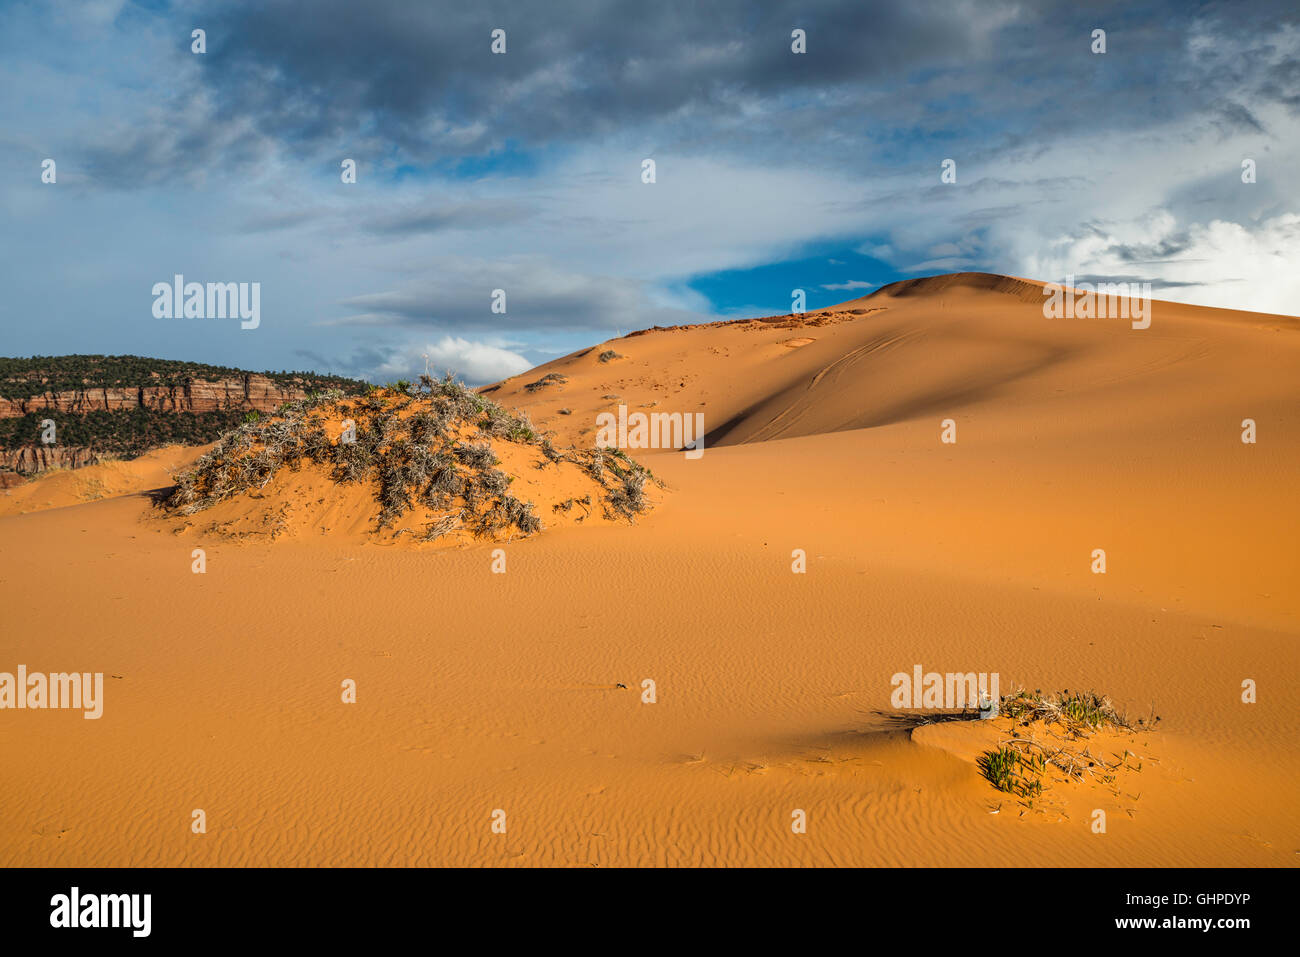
0;374;316;418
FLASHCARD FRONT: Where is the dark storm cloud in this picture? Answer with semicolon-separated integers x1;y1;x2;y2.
360;200;534;236
1258;53;1300;109
109;0;1276;178
1070;273;1208;289
1110;235;1196;261
196;0;1001;152
235;198;533;237
48;0;1294;189
330;269;703;331
1211;100;1269;136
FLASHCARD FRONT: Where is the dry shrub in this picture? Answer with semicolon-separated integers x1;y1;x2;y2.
160;375;656;541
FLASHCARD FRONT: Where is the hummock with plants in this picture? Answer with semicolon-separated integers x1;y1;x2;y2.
976;688;1158;809
159;374;657;543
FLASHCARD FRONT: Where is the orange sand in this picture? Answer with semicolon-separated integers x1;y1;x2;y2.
1;273;1296;866
0;445;207;518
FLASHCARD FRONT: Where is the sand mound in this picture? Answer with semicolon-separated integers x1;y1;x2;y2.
157;376;657;544
0;444;208;517
917;689;1157;807
914;707;1158;823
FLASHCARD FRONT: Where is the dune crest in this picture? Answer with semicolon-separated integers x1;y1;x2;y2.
865;271;1051;303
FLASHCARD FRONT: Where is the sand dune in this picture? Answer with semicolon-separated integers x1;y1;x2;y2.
1;273;1296;866
490;272;1297;450
0;444;207;517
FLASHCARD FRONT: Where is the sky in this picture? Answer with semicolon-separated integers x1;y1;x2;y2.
1;0;1297;384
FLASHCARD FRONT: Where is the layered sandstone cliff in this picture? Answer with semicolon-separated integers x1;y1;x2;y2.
0;446;105;473
0;371;360;476
0;374;317;419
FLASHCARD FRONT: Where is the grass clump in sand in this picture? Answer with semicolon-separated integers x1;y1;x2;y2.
976;688;1155;807
160;374;656;540
567;446;655;520
522;372;568;393
999;688;1136;730
977;747;1045;800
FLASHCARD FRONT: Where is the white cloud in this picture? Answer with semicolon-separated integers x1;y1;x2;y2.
903;257;978;273
330;254;713;331
368;336;533;385
820;280;876;291
1023;212;1300;314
